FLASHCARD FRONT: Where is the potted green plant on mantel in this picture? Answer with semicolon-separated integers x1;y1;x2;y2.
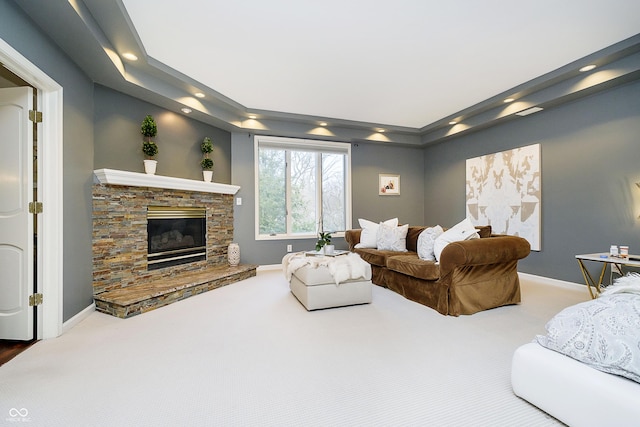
315;231;334;255
200;136;214;182
141;115;159;175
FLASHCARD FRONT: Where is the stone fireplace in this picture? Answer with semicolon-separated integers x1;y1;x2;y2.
92;169;256;317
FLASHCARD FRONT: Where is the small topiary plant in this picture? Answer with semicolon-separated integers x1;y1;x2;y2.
200;137;214;169
140;115;158;159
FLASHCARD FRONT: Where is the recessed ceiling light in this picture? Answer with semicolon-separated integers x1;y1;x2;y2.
194;92;205;98
181;107;192;114
579;64;596;72
248;115;257;119
448;120;457;125
377;129;385;133
319;122;328;127
122;52;138;61
503;98;515;103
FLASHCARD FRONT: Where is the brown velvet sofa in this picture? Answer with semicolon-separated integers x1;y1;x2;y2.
345;225;531;316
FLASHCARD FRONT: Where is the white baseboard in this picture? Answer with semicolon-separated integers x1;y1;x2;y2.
61;302;96;335
257;264;283;272
519;272;585;290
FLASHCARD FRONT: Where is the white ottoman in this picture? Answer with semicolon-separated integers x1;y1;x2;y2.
288;256;372;311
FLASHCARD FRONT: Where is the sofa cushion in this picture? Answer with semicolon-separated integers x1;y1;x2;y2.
417;225;444;261
376;223;409;252
434;218;480;261
386;254;440;281
353;248;396;267
355;217;398;249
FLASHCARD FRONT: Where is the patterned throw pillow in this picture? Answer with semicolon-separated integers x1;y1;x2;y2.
417;225;444;260
536;293;640;383
355;217;398;249
376;223;409;252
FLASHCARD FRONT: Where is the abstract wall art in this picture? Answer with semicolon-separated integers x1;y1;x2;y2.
465;143;541;250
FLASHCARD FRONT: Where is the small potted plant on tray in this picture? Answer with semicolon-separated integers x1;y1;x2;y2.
315;231;334;255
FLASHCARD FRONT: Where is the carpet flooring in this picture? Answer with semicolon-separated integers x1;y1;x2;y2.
0;270;588;426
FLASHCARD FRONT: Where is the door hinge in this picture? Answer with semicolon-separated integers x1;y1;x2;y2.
29;293;43;307
29;109;43;123
29;202;43;214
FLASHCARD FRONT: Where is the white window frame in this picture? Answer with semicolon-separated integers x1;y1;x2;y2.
254;135;352;241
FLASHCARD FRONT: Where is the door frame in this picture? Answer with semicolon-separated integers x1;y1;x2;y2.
0;38;63;339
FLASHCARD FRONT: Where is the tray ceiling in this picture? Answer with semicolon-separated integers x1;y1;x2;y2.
121;0;640;128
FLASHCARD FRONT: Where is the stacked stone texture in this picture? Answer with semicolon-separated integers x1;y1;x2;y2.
92;184;234;295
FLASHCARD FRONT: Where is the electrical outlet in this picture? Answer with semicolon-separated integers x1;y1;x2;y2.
287;244;292;252
236;197;242;206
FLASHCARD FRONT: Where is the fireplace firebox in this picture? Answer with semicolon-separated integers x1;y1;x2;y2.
147;206;206;270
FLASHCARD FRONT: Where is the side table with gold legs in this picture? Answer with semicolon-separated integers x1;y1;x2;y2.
575;253;640;299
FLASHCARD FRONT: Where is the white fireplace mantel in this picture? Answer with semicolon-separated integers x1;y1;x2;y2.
93;169;240;195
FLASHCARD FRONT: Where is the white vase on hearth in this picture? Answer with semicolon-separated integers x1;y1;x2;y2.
228;243;240;266
202;170;213;182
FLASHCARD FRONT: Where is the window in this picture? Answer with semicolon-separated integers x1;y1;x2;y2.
255;136;351;240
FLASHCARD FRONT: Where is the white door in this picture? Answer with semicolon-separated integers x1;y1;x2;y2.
0;86;34;340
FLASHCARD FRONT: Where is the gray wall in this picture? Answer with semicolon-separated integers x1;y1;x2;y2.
94;85;231;183
232;132;425;265
350;142;425;227
0;0;95;321
423;80;640;283
4;0;638;324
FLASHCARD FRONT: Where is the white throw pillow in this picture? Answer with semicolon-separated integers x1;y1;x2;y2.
433;218;479;261
417;225;444;261
355;217;398;249
376;223;409;252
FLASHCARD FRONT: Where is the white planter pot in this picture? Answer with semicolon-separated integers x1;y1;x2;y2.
324;244;335;255
143;159;157;175
202;170;213;182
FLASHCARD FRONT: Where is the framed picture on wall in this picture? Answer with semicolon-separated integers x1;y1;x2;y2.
379;174;400;195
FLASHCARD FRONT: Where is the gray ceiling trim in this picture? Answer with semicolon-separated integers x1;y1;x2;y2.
15;1;640;146
421;47;640;145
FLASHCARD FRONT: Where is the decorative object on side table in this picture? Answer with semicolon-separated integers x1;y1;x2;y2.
200;136;214;182
315;231;334;255
228;242;240;266
140;115;159;175
576;251;640;298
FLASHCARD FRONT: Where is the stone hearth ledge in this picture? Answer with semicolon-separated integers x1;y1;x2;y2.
94;264;257;318
94;168;240;194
